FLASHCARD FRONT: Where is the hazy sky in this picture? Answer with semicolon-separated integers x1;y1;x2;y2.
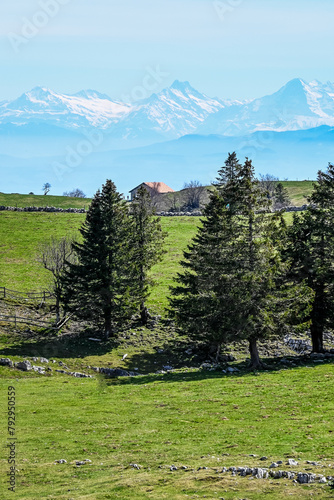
1;0;333;101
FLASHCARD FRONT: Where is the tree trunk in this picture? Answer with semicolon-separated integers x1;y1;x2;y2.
310;323;324;353
215;344;221;363
104;310;112;340
310;290;325;353
140;302;151;325
55;295;60;325
249;337;262;369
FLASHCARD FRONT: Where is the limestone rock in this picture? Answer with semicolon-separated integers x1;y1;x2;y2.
15;360;32;371
0;358;13;367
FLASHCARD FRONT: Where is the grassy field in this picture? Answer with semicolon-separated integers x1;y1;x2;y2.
0;192;91;209
1;192;333;499
280;181;315;206
0;360;333;499
0;180;314;210
0;212;199;311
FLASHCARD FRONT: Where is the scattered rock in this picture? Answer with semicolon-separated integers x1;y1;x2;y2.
99;367;130;377
269;463;279;468
0;358;14;367
297;472;315;484
226;366;239;373
260;457;268;461
163;365;173;371
130;463;141;470
72;372;93;378
55;459;67;464
32;366;45;374
170;465;178;471
40;357;49;363
15;360;32;371
287;459;298;466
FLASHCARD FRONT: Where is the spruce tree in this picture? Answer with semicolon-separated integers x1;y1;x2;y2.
285;164;334;352
170;190;242;359
62;180;135;339
170;156;311;368
215;151;241;186
273;182;291;209
130;186;166;324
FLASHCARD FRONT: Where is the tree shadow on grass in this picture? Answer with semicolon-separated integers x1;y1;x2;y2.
0;330;122;360
117;352;334;386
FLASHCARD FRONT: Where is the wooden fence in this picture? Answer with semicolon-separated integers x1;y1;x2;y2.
0;286;64;330
0;313;58;330
0;287;54;301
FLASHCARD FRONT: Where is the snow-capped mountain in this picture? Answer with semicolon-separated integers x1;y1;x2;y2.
110;80;242;140
0;81;244;142
1;78;334;173
0;86;132;130
197;78;334;136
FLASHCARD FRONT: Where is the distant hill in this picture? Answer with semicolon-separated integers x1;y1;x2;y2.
0;180;314;210
0;192;91;209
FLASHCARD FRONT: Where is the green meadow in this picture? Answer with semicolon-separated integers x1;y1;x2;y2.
1;186;334;499
0;363;333;499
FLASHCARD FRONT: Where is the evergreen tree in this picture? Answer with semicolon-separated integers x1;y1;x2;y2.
170;157;311;368
285;164;334;352
130;186;166;324
215;151;241;186
62;180;135;339
169;191;242;359
273;182;291;209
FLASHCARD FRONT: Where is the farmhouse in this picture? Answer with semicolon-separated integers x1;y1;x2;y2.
129;182;174;201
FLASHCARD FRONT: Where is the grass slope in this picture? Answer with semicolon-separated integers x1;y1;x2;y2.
0;363;333;499
0;180;314;210
0;192;91;209
0;213;199;311
0;193;333;499
280;180;315;206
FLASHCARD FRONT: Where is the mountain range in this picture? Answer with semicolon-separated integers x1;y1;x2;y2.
1;78;334;196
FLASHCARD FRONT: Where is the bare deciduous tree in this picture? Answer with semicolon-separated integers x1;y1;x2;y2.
258;174;279;200
63;189;86;198
42;183;51;195
182;180;205;210
37;236;77;324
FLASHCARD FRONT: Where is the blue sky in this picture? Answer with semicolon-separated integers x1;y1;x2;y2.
1;0;334;101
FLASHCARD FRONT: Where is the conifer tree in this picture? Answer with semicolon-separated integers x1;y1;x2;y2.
130;186;166;324
273;182;291;209
169;190;242;359
170;156;311;368
215;151;241;186
285;164;334;352
62;180;135;339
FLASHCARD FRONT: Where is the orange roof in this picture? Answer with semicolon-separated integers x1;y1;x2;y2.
130;182;175;194
144;182;175;193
